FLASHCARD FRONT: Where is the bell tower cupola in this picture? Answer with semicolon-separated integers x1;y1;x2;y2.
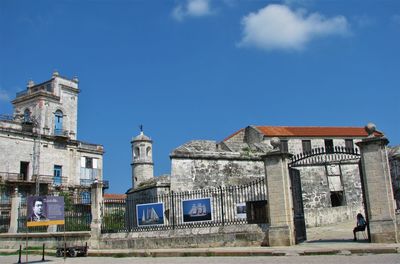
131;126;154;188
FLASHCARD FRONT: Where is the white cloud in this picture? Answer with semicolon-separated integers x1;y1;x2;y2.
172;0;213;21
0;89;10;102
238;4;350;51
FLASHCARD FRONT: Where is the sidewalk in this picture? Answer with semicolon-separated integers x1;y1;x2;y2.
1;220;399;257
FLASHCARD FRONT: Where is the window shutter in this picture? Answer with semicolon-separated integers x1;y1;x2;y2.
81;157;86;167
93;159;98;169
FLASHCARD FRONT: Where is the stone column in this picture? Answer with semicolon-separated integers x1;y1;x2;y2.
262;138;295;246
8;188;20;233
357;123;398;243
90;182;103;248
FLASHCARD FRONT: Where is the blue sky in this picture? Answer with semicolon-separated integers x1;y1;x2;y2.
1;0;399;194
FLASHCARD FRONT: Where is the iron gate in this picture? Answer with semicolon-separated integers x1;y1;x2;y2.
288;146;363;244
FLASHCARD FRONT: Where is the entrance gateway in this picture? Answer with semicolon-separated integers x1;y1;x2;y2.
288;146;363;244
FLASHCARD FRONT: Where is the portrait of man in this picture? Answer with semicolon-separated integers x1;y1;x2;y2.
28;197;48;222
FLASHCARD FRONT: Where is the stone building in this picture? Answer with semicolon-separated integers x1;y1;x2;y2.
389;146;400;211
0;72;105;210
128;125;387;227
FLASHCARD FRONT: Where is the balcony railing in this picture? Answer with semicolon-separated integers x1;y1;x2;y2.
54;129;69;137
16;83;54;98
80;179;109;189
0;172;26;182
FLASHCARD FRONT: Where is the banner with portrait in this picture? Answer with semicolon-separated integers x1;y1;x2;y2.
27;196;65;227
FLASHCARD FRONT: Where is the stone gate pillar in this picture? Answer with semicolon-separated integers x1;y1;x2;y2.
90;182;103;248
262;138;295;246
357;123;398;243
8;188;20;233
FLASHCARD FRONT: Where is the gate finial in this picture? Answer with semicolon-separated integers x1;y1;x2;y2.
365;123;376;138
270;137;281;150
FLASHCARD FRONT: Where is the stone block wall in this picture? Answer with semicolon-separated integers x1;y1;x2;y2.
97;224;268;249
0;232;90;249
171;157;264;192
297;163;363;227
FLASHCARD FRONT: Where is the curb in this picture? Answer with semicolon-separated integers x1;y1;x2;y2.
1;246;400;258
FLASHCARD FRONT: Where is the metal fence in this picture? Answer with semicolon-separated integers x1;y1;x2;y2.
102;178;267;233
0;196;11;233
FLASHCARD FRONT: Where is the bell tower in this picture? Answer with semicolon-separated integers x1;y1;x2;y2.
131;127;154;188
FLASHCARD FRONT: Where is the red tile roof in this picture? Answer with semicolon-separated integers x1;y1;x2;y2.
223;126;383;141
103;193;126;200
255;126;383;137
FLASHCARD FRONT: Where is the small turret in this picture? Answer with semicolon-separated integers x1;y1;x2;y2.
131;127;154;188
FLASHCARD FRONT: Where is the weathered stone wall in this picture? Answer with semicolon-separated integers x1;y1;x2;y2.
170;157;264;192
0;232;90;249
297;163;363;227
97;224;268;249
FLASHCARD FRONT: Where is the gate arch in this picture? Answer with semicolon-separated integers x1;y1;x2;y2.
287;147;365;243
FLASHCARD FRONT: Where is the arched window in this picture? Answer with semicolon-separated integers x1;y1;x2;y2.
146;146;151;157
54;110;63;135
134;147;140;158
23;109;31;123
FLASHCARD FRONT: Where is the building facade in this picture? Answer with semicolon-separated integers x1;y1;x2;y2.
0;72;105;210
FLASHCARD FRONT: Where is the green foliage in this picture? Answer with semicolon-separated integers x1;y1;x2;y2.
103;209;125;232
58;191;73;211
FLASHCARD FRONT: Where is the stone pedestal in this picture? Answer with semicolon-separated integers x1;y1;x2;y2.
89;182;103;248
357;136;398;243
263;150;295;246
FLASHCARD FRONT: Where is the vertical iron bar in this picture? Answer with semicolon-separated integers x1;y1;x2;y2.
219;186;224;226
18;245;21;263
41;243;45;261
171;191;175;230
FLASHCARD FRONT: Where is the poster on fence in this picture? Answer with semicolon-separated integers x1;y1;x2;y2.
27;196;65;227
182;198;212;223
235;202;247;220
136;202;164;226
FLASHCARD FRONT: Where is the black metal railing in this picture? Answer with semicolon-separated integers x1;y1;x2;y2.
101;178;267;233
0;214;10;233
57;203;91;232
289;146;360;167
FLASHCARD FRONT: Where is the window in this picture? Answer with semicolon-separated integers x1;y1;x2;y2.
85;157;93;168
330;191;345;207
20;161;29;181
54;165;62;186
280;140;289;152
54;110;63;135
302;140;312;153
324;139;334;154
80;157;98;183
134;147;140;158
246;200;268;224
345;139;354;150
81;191;91;204
23;109;31;123
146;146;151;157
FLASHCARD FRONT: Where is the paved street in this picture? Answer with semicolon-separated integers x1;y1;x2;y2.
1;254;400;264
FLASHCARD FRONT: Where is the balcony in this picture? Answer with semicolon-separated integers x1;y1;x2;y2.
54;129;69;138
0;172;27;182
79;179;109;189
